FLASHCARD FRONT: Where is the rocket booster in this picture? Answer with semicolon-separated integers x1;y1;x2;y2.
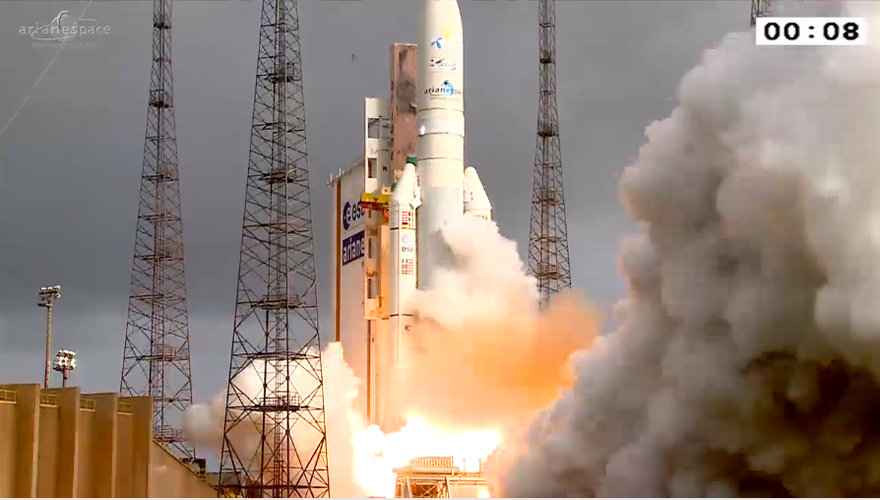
416;0;466;290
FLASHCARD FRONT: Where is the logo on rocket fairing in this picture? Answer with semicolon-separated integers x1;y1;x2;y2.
401;233;415;253
429;57;457;72
425;80;461;99
430;29;458;51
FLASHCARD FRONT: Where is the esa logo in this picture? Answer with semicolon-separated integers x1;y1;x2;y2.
342;201;364;231
401;233;415;253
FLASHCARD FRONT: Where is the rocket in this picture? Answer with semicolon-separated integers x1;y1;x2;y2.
336;0;493;430
382;0;491;426
396;0;491;288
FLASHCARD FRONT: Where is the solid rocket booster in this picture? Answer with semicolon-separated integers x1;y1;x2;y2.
463;166;491;220
416;0;466;290
389;162;420;367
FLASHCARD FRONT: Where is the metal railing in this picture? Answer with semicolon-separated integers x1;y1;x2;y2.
0;389;16;403
39;393;58;407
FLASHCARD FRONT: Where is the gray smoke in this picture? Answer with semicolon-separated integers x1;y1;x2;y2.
497;2;880;497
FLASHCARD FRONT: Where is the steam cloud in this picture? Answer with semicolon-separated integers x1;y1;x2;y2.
497;1;880;497
398;215;598;432
184;216;597;497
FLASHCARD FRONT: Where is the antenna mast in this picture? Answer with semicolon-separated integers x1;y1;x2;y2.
528;0;572;309
120;0;195;461
751;0;774;26
218;0;330;495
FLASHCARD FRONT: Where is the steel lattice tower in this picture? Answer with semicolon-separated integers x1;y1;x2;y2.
528;0;571;309
218;0;329;496
119;0;194;461
751;0;774;26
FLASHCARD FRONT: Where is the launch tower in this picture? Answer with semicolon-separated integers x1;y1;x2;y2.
119;0;195;461
218;0;330;496
751;0;774;26
528;0;571;309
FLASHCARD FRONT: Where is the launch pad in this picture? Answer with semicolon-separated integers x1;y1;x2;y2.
393;457;488;498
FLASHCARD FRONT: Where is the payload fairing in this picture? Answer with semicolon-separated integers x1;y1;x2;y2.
329;0;491;429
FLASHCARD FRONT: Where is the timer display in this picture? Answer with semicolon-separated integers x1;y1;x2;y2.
755;17;867;46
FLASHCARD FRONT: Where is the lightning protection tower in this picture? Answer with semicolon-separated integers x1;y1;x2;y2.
751;0;774;26
119;0;195;461
528;0;572;309
218;0;330;496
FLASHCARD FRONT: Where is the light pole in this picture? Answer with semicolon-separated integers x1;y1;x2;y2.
53;349;76;388
38;285;61;389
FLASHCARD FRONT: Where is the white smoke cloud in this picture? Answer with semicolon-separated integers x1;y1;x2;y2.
182;214;595;498
392;214;597;432
497;1;880;496
408;214;540;329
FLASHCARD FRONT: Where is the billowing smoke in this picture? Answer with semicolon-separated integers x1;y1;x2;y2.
395;215;599;432
497;1;880;497
183;216;598;497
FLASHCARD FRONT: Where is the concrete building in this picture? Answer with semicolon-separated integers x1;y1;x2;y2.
0;383;214;498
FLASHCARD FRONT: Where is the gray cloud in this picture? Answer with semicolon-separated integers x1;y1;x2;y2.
0;0;744;404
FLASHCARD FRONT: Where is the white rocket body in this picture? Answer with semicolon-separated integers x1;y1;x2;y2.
463;166;491;220
416;0;466;290
389;163;420;366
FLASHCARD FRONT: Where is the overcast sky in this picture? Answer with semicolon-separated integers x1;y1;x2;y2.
0;0;745;403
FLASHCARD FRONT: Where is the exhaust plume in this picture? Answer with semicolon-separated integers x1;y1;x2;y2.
395;215;599;432
498;1;880;497
184;216;599;497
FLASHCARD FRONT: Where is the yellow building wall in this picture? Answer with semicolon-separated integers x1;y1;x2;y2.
0;383;212;498
0;384;40;497
76;403;95;496
35;403;59;497
116;412;135;497
0;395;20;497
149;442;216;497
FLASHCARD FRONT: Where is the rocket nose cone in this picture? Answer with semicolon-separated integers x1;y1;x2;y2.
424;0;462;17
422;0;464;45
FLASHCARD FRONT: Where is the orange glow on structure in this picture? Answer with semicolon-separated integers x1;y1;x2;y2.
352;416;501;497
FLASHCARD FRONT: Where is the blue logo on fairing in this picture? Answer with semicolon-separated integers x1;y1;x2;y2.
425;80;460;99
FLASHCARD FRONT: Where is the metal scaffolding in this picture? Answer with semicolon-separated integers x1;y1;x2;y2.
751;0;775;26
218;0;330;496
528;0;572;309
119;0;195;461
